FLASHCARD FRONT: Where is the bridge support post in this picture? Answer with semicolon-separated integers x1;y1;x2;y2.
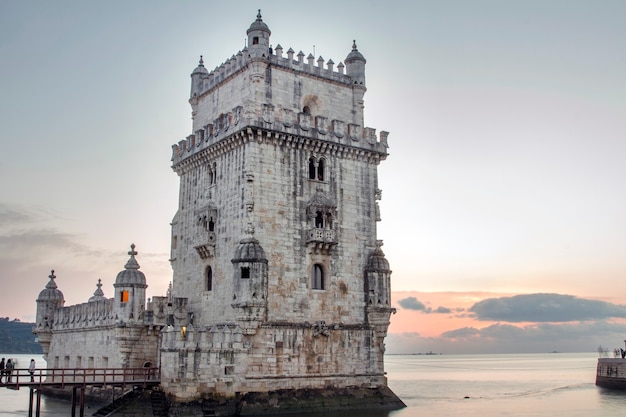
29;388;42;417
71;387;77;417
36;389;42;417
80;387;85;417
28;388;33;417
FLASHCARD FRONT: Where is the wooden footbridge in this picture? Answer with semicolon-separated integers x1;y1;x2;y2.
0;367;160;417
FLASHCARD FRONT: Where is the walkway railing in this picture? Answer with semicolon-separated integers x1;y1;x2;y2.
0;367;160;389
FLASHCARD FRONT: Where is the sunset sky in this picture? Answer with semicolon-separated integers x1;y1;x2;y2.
1;1;625;355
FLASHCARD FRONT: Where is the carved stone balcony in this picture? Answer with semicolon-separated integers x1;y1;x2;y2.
194;232;216;259
306;228;337;254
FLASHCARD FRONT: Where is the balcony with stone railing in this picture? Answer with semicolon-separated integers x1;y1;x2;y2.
194;231;216;260
306;228;337;254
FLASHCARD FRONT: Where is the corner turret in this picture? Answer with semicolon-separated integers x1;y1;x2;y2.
231;223;268;335
345;40;366;86
113;244;147;324
246;10;271;59
34;270;65;357
190;55;208;98
345;40;367;126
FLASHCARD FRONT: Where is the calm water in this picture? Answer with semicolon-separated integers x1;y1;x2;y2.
1;352;625;416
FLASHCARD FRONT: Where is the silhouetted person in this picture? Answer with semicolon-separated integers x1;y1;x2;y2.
0;358;5;383
29;359;36;382
5;359;13;383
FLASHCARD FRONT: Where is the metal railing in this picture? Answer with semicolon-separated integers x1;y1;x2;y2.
0;367;160;389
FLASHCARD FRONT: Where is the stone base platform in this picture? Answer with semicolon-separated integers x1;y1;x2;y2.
168;386;406;416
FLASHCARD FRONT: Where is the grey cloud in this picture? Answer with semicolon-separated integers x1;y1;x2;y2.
397;297;454;314
0;230;83;254
468;293;626;323
398;297;427;311
441;327;480;338
0;204;33;225
0;203;65;229
387;321;626;355
0;203;129;320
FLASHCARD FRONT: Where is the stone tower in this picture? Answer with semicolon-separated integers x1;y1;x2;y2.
34;270;65;356
162;11;403;413
113;244;147;324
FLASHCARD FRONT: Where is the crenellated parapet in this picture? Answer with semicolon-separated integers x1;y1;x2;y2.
52;298;116;330
45;295;170;331
172;114;389;169
191;43;357;101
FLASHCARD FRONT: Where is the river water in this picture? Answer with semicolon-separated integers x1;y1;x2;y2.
1;352;624;416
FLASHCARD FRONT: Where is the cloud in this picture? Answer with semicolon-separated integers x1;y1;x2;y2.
468;293;626;322
387;321;626;354
398;297;427;311
397;297;454;314
0;203;125;319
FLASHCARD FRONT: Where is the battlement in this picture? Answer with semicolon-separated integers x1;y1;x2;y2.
40;295;170;332
172;111;388;165
192;43;356;100
51;298;116;330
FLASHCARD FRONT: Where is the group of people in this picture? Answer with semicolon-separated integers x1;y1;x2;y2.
0;358;36;383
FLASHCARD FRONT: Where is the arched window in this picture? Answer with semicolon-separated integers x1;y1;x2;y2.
308;157;316;179
325;213;333;229
208;217;215;232
253;37;259;45
303;106;311;114
206;266;213;291
312;264;324;290
317;158;325;181
315;211;324;228
208;162;217;186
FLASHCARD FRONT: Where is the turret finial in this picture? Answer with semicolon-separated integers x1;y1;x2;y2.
257;9;262;21
352;40;358;51
46;270;58;289
199;55;204;66
124;244;140;270
92;279;104;297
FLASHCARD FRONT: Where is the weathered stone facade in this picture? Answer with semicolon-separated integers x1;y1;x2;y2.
34;246;167;371
34;10;402;414
162;10;398;406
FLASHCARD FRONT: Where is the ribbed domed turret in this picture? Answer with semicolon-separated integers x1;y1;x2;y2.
190;55;209;98
192;55;209;76
246;10;271;59
345;40;366;64
115;244;146;286
232;237;267;263
345;40;367;90
232;224;268;263
247;9;271;36
366;242;390;272
37;270;65;302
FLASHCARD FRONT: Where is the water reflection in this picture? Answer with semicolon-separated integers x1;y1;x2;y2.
597;386;626;410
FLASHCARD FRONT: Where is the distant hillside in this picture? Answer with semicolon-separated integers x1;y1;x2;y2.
0;317;42;354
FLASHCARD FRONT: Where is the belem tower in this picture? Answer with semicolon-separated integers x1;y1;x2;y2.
33;11;404;415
